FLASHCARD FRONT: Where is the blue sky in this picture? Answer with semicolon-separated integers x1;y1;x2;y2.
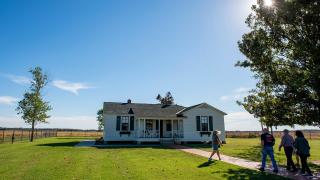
1;0;317;130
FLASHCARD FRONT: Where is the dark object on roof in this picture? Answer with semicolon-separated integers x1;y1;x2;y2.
128;108;134;114
103;102;185;118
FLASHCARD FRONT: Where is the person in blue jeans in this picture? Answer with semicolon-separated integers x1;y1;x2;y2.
259;128;278;173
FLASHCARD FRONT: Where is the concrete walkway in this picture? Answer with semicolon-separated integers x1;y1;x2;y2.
169;144;320;180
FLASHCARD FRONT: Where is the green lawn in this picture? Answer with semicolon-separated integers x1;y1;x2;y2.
187;138;320;171
0;137;286;180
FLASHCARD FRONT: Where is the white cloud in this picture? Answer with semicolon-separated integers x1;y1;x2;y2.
4;74;31;85
52;80;93;95
0;96;19;105
233;87;251;94
220;87;251;102
0;115;98;129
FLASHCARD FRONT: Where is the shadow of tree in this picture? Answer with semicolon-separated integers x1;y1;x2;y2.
198;161;215;168
212;168;287;180
36;141;80;147
234;145;261;161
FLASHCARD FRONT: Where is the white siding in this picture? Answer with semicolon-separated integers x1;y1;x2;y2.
103;114;136;141
182;106;226;142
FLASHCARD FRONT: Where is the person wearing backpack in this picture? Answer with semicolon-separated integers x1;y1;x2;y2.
259;128;279;173
294;130;312;176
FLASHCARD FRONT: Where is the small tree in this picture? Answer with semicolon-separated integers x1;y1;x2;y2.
156;92;174;106
16;67;52;142
97;109;104;130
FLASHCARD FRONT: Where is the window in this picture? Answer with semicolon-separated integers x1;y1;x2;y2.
166;121;172;131
121;116;129;131
200;116;208;131
146;120;153;131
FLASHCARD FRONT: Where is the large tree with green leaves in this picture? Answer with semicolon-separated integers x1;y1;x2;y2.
236;0;320;127
16;67;52;142
97;109;104;130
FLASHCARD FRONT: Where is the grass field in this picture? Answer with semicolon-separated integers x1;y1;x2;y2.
0;137;287;180
187;138;320;171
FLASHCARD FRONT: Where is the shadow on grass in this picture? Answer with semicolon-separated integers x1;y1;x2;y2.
234;145;261;161
198;160;215;168
37;141;80;147
56;137;95;140
213;168;287;180
309;163;320;172
94;145;165;150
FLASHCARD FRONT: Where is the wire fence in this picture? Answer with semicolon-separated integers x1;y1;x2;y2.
0;128;103;144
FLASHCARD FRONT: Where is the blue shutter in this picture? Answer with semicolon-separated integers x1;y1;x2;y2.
209;116;213;131
130;116;134;131
116;116;121;131
196;116;200;131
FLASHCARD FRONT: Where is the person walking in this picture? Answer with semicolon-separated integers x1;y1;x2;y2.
278;129;297;172
208;130;222;161
294;130;312;176
259;128;279;173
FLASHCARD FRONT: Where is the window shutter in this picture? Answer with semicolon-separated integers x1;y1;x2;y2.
130;116;134;131
116;116;121;131
196;116;200;131
209;116;213;131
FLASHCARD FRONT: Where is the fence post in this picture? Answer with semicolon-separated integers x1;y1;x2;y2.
21;128;23;141
12;130;15;144
2;129;4;143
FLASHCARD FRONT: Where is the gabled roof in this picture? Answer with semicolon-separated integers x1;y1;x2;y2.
103;102;227;118
176;103;227;115
103;102;185;118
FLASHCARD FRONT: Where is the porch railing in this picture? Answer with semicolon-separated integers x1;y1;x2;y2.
138;130;159;138
137;130;184;139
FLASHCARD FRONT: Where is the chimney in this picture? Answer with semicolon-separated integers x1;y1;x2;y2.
127;99;132;104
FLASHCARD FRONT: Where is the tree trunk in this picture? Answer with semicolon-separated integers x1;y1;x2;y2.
270;126;273;135
30;120;35;142
260;121;264;131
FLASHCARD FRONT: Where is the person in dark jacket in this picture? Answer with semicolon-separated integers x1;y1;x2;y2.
259;128;278;173
278;129;297;172
294;130;312;176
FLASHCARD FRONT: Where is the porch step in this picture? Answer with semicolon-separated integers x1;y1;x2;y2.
160;139;174;145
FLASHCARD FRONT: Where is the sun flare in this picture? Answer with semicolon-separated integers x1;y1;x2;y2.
264;0;273;6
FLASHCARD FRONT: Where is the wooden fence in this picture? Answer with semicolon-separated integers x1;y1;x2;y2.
0;128;103;144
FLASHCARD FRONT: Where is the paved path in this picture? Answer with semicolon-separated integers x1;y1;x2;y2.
169;144;320;180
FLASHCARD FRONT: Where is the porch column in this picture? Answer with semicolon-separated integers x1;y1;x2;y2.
157;120;160;138
144;119;146;138
138;119;140;138
171;119;173;138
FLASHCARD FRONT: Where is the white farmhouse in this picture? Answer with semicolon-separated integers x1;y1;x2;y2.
103;100;227;144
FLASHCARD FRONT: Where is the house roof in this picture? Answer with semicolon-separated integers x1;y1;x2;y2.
176;103;227;115
103;102;227;118
103;102;185;118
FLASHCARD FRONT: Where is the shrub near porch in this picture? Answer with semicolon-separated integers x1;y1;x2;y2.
0;137;286;180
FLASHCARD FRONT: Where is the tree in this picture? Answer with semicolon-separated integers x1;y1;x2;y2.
97;109;104;130
156;92;174;106
16;67;52;142
236;0;320;126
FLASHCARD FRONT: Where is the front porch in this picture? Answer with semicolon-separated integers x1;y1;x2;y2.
136;118;184;141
